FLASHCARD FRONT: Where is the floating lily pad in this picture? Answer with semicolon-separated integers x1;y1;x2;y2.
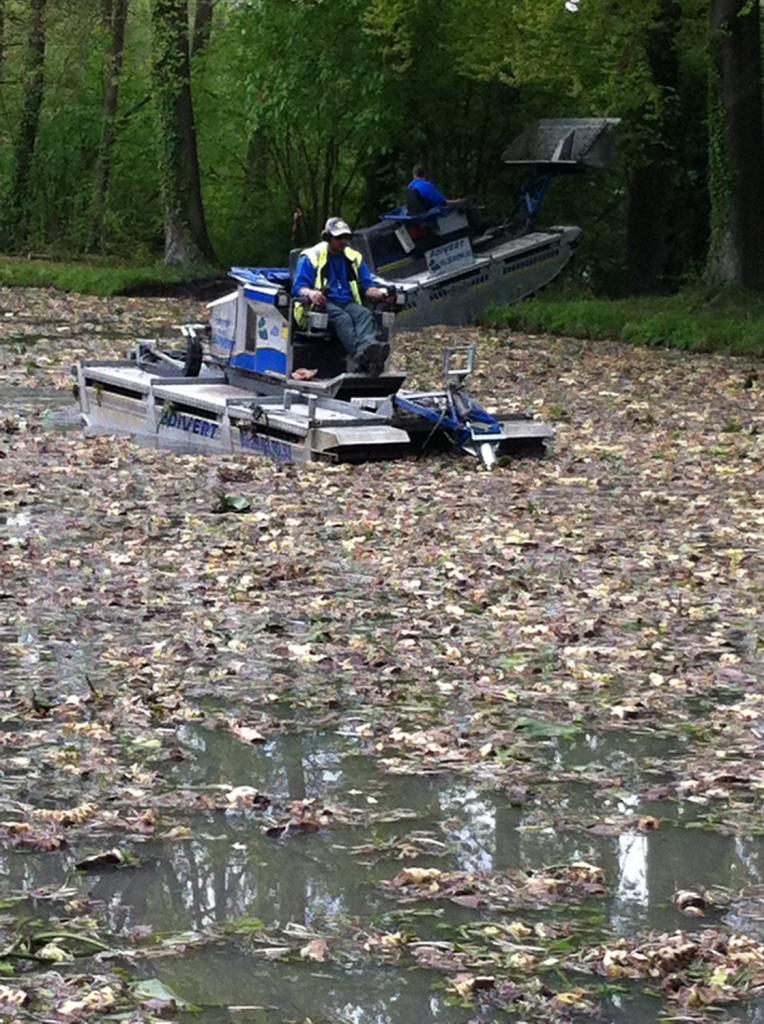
215;493;252;513
511;717;581;739
75;848;138;872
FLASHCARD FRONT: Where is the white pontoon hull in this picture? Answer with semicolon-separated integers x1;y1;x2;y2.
392;227;580;329
76;362;410;464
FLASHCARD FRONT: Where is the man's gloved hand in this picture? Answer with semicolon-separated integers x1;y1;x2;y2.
302;288;326;306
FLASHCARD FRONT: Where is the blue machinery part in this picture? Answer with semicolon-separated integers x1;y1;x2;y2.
392;347;509;469
516;175;551;228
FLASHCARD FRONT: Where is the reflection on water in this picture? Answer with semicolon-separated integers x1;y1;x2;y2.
171;725;361;801
2;727;764;932
157;954;740;1024
1;617;115;708
555;727;691;780
616;830;648;906
163;954;471;1024
157;954;737;1024
3;725;764;1020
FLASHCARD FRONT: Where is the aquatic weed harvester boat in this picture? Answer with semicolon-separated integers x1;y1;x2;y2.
74;305;550;467
73;119;617;467
352;117;619;329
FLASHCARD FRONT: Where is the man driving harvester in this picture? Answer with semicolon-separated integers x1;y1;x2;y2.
293;216;393;376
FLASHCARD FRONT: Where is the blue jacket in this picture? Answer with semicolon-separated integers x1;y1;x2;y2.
407;177;447;210
293;245;374;305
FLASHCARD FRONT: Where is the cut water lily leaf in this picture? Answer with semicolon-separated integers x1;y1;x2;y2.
216;493;252;513
511;717;580;739
131;977;186;1006
75;848;137;872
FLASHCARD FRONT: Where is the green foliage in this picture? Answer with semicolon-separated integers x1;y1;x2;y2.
481;287;764;355
0;0;746;289
452;0;657;114
0;0;164;256
221;916;264;935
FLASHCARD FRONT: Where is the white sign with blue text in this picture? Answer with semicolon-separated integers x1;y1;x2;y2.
425;237;474;276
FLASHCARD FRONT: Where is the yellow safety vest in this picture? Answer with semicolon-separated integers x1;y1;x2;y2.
294;241;363;326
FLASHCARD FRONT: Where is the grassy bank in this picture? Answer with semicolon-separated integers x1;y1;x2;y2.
481;289;764;356
0;256;220;297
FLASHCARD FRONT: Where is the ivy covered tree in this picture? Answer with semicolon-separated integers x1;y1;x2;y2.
191;0;214;56
0;0;5;84
706;0;764;288
625;0;683;294
4;0;47;249
150;0;215;265
88;0;129;250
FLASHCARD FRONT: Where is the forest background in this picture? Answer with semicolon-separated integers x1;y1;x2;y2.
0;0;762;311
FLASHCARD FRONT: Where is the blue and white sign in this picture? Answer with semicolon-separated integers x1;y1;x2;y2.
240;431;294;463
160;409;220;440
426;237;474;276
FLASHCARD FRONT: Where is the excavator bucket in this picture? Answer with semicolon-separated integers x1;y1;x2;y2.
502;118;620;172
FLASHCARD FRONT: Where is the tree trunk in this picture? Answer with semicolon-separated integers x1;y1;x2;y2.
5;0;47;248
191;0;214;57
626;0;681;294
0;0;6;87
88;0;129;250
150;0;216;265
707;0;764;288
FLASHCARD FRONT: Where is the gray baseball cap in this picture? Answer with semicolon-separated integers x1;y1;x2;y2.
324;216;352;237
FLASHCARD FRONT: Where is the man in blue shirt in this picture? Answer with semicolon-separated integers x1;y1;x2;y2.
407;166;486;234
293;217;392;375
406;165;448;213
